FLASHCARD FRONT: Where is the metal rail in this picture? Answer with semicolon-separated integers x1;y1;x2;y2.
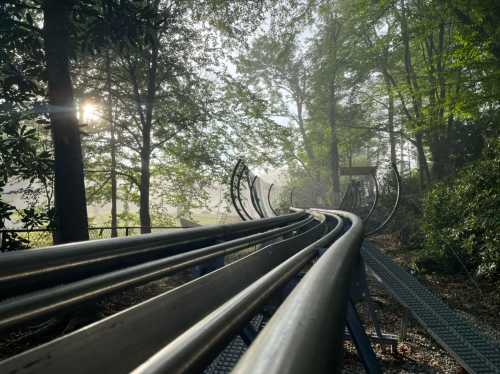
229;159;248;221
0;217;314;331
132;213;344;373
249;174;265;218
0;226;180;233
233;210;363;374
363;172;379;221
364;163;401;237
0;213;306;298
0;212;329;374
3;161;489;374
267;183;278;216
238;165;254;220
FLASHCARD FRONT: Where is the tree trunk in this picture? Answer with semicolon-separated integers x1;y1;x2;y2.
43;0;88;244
329;88;341;206
427;21;452;180
139;32;159;234
400;0;430;188
415;133;430;190
296;99;315;165
384;77;397;165
296;98;322;205
327;20;341;207
139;145;151;233
105;52;118;237
400;134;406;174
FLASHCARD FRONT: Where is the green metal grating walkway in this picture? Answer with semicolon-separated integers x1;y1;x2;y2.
362;242;500;374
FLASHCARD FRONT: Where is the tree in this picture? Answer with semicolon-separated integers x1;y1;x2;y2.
69;0;279;230
237;35;322;191
42;0;89;243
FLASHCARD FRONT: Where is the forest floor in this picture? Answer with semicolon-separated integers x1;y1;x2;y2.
343;234;500;373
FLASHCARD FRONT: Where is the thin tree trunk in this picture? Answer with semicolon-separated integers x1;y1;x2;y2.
415;133;430;190
384;78;397;165
139;145;151;233
427;21;451;180
329;90;341;205
43;0;88;244
400;133;405;174
105;52;118;237
296;98;322;204
296;99;315;165
139;29;159;234
328;21;341;206
400;0;430;188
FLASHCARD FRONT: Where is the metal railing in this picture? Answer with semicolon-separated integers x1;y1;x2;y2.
133;210;351;374
0;214;312;330
0;208;359;374
233;210;362;374
0;226;183;251
0;213;306;299
0;160;404;373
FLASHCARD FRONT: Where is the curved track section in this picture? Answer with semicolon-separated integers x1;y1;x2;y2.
0;213;305;299
2;162;493;374
0;208;366;374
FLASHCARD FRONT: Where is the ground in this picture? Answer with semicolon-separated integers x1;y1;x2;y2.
342;235;500;373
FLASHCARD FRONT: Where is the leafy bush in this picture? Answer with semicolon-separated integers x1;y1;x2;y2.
421;139;500;276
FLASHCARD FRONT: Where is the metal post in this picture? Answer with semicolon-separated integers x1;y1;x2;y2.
346;301;382;374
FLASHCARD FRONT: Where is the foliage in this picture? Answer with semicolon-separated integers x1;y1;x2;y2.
421;139;500;276
0;2;55;248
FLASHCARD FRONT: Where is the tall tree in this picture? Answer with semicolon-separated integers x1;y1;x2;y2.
43;0;88;243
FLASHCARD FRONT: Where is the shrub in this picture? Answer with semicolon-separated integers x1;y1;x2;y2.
421;139;500;276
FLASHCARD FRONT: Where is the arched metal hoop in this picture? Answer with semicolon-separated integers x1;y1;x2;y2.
289;187;295;208
363;172;379;221
237;165;254;220
230;160;253;220
249;174;265;218
267;184;278;216
364;163;401;237
229;160;246;221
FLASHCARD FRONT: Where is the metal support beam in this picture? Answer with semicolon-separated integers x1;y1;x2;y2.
345;301;382;374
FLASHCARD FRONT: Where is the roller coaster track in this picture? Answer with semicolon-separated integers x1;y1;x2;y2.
0;160;498;373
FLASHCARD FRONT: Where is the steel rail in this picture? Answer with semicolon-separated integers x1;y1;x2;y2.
248;175;263;218
267;183;278;216
363;173;379;221
345;186;355;211
0;214;328;374
0;213;306;297
236;164;253;220
353;183;361;211
0;217;315;331
229;159;247;221
255;178;269;218
131;213;345;374
233;210;363;374
254;176;270;218
249;175;265;218
338;182;352;210
365;163;401;237
0;226;182;234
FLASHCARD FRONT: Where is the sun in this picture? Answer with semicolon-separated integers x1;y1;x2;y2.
82;102;99;123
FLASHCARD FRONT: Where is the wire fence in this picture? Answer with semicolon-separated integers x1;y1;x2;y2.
0;226;183;251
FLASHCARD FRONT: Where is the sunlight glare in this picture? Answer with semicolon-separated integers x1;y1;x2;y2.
82;103;99;123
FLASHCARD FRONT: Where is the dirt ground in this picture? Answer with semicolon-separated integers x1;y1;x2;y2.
342;235;500;373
